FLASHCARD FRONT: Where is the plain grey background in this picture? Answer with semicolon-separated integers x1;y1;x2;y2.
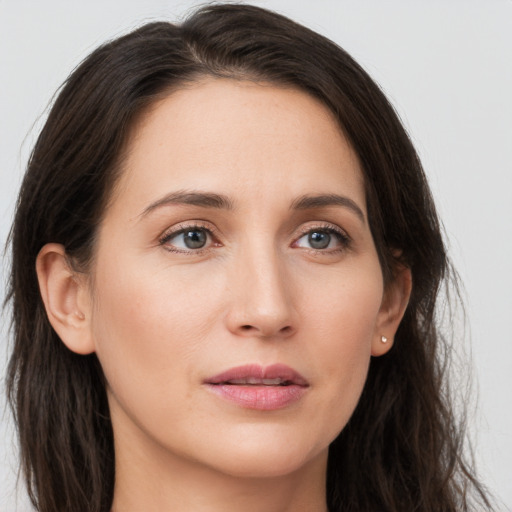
1;1;511;510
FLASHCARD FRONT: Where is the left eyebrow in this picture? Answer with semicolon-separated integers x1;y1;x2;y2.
290;194;366;224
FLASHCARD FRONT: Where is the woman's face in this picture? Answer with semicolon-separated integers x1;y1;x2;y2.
85;79;397;478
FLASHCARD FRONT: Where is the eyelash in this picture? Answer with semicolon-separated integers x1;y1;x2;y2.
294;223;351;254
158;222;219;254
158;222;351;255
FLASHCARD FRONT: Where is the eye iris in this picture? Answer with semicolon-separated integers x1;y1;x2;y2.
308;231;330;249
184;230;207;249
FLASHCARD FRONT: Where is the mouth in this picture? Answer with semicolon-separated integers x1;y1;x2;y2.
205;363;309;386
218;377;295;386
204;364;309;410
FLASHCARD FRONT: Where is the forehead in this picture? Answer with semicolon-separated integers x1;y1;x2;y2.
114;78;365;214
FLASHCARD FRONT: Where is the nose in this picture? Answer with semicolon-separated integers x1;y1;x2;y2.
224;246;296;340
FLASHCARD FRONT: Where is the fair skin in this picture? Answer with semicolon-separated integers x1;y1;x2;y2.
36;79;411;512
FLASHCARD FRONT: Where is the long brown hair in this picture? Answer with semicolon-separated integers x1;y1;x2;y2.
6;4;493;511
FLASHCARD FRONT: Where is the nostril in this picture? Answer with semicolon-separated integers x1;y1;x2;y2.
236;324;294;337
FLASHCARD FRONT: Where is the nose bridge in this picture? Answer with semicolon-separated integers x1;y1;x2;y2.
226;234;295;338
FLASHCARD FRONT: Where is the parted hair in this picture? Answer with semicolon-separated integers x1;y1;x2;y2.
6;4;493;511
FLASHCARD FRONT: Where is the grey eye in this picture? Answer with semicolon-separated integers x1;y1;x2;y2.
308;231;331;249
162;228;211;251
294;228;347;251
182;229;207;249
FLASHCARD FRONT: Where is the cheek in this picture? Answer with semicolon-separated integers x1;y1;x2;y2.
89;257;225;412
301;259;383;359
298;262;383;440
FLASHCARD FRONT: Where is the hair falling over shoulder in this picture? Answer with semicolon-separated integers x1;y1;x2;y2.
5;4;496;511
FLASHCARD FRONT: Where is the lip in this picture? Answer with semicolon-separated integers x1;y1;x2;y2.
204;364;309;411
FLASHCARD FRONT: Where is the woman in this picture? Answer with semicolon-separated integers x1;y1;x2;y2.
5;4;494;511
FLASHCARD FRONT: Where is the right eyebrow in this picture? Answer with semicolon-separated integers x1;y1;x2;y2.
138;190;234;219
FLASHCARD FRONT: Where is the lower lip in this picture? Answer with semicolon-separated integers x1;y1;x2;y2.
205;384;308;410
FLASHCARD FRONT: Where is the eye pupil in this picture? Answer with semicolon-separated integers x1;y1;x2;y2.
308;231;330;249
184;230;207;249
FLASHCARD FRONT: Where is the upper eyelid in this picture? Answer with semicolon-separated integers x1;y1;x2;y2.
158;223;219;255
159;221;218;240
294;222;350;239
160;221;346;236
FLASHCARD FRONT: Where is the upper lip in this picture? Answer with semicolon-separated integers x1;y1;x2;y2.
204;364;309;387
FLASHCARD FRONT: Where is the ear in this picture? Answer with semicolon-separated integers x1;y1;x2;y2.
36;243;95;355
371;264;412;357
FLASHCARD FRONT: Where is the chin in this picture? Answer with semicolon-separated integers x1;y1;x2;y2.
198;428;330;479
216;452;323;479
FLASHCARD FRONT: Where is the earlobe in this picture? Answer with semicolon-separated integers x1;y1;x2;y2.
371;265;412;357
36;243;95;355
